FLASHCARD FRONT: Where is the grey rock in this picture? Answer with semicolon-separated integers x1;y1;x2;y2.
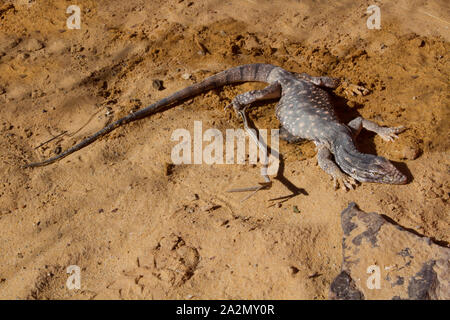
330;202;449;300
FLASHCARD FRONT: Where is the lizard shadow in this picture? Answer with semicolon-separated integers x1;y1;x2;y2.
272;154;309;202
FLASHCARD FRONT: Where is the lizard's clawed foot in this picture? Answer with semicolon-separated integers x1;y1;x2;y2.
332;174;357;191
377;126;406;142
227;181;272;202
343;82;370;96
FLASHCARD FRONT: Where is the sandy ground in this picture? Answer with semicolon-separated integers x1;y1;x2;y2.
0;0;449;299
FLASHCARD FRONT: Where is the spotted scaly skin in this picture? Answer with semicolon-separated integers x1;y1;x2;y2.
25;64;407;190
226;65;407;190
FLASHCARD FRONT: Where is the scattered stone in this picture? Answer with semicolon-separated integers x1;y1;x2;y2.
105;106;113;116
189;193;199;201
230;44;240;55
181;73;191;80
164;162;174;176
401;145;421;160
17;52;30;60
330;203;449;300
243;35;260;51
194;38;208;56
290;266;300;275
152;79;164;91
186;206;195;214
24;128;32;138
308;272;322;279
25;38;44;52
54;146;62;154
201;204;221;212
293;205;300;213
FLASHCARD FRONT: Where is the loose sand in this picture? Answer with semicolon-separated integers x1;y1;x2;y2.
0;0;448;299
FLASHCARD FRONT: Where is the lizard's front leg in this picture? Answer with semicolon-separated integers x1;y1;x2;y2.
315;143;357;191
225;82;281;116
348;116;405;142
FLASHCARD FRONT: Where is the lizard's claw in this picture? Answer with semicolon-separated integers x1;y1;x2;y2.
332;174;357;191
227;181;272;202
377;126;406;142
343;83;370;97
224;100;245;117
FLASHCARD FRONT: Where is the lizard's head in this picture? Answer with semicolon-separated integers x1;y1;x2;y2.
314;76;340;88
346;154;407;184
333;139;407;185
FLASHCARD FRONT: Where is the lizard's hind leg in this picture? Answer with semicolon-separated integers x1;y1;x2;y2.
279;126;305;144
227;107;274;202
225;83;281;201
225;82;281;116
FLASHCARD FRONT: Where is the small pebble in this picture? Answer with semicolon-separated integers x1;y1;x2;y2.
18;52;30;60
201;204;221;212
164;162;174;176
308;272;321;278
152;79;164;91
401;145;421;160
25;38;44;52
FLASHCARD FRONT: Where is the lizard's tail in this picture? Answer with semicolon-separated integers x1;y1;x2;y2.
24;64;277;167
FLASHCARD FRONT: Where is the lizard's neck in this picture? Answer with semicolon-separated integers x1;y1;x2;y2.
331;129;375;181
